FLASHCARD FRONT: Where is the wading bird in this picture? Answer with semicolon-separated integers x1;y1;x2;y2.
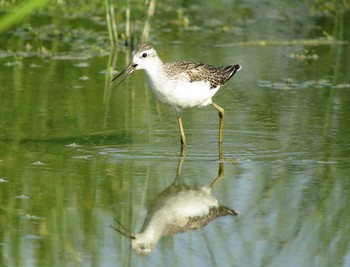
112;43;241;148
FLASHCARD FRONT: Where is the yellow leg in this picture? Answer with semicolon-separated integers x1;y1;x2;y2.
176;147;186;176
179;140;186;157
174;146;186;184
211;102;225;144
218;140;223;161
209;161;225;188
176;109;187;147
177;116;187;146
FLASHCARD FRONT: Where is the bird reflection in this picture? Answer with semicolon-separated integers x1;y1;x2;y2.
113;147;238;255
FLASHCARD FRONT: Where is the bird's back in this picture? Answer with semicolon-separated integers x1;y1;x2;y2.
165;62;241;89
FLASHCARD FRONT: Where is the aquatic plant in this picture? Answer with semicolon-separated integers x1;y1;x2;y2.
0;0;157;47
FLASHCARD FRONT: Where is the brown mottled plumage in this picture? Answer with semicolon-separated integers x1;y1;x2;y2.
135;42;153;51
165;62;240;89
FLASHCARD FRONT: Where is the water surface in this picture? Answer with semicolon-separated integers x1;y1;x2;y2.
1;1;350;266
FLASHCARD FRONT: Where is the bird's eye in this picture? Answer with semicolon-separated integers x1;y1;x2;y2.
142;52;148;58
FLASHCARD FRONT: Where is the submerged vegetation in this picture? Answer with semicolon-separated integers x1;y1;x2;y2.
0;0;158;48
1;0;349;50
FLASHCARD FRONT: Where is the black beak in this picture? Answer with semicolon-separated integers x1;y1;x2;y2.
111;219;135;240
110;63;138;87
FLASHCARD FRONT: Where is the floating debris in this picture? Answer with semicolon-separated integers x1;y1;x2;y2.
79;76;90;81
52;54;92;60
29;63;41;68
334;83;350;89
258;80;295;90
72;155;92;159
22;214;42;220
66;143;81;148
74;62;90;68
316;160;338;164
32;161;45;165
287;53;319;61
15;195;30;199
214;38;347;47
4;61;22;67
258;79;348;90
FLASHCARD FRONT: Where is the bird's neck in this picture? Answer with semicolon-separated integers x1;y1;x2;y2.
143;58;169;90
138;219;165;243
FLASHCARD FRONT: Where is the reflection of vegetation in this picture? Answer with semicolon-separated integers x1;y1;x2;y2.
309;0;350;16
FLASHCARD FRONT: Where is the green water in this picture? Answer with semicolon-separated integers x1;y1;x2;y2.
1;1;350;266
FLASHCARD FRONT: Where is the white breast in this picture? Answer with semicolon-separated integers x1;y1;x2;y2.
146;73;220;108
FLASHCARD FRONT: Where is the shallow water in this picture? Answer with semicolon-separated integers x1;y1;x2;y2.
1;1;350;266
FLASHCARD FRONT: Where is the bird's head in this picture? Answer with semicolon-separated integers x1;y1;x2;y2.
131;43;158;70
110;43;158;87
130;233;155;256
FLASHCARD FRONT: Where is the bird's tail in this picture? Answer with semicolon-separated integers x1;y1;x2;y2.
217;205;239;216
224;64;242;83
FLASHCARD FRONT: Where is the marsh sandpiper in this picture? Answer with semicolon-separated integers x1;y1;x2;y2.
112;43;241;147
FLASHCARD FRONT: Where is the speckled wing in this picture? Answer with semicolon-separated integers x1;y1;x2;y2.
163;205;238;234
166;62;241;89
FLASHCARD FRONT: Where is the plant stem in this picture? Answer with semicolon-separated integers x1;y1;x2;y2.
141;0;156;42
105;0;118;47
125;0;131;45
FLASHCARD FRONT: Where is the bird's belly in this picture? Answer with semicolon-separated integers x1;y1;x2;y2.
149;80;219;108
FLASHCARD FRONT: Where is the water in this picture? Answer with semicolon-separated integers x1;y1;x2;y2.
1;1;350;266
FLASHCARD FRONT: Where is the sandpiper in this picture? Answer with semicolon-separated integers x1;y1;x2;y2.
112;152;238;255
112;43;241;147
